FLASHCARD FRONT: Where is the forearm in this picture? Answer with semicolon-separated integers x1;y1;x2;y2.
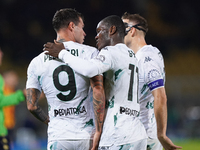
154;99;167;138
26;88;49;125
59;50;103;78
29;105;49;125
93;91;105;133
91;76;105;133
153;87;168;138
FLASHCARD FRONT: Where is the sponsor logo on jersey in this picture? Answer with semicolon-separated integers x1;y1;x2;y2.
120;106;139;117
54;106;86;117
144;56;152;63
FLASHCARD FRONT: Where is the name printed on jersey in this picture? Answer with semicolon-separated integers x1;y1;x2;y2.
44;54;60;62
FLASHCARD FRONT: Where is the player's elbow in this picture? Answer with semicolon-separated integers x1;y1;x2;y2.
93;87;105;102
81;68;99;78
153;87;167;104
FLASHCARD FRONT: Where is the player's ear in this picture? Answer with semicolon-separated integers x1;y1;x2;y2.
68;22;75;31
109;25;117;35
130;27;136;37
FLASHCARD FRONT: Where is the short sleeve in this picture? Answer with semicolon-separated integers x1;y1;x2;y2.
92;47;113;73
142;55;164;91
26;58;42;92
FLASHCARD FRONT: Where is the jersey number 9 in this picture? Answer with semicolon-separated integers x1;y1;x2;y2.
53;65;77;101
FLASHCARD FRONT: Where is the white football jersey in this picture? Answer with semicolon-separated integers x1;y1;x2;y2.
58;43;147;146
26;41;98;142
98;44;147;146
136;45;165;139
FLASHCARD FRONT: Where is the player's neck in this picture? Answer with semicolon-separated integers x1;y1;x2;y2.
110;37;124;46
56;31;75;43
131;36;146;54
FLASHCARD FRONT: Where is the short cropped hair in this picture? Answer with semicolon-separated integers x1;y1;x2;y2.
121;12;148;34
102;15;126;38
52;8;84;32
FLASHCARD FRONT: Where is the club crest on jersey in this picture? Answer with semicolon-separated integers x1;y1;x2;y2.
148;69;161;81
144;56;152;63
95;55;105;62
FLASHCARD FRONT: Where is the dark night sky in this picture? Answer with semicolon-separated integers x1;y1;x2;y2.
0;0;199;68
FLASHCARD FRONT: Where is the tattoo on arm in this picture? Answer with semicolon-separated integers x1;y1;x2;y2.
31;106;49;125
91;76;103;89
93;97;105;132
26;88;40;106
26;88;49;125
91;75;105;132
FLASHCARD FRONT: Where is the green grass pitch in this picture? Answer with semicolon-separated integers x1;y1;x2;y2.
173;139;200;150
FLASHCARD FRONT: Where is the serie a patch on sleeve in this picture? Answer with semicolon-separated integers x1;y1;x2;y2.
148;79;164;91
147;69;161;81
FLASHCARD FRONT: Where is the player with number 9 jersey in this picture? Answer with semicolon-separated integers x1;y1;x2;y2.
26;41;98;143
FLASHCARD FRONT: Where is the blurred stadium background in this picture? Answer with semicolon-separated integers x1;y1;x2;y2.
0;0;200;149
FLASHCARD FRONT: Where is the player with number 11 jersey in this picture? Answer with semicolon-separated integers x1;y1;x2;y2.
57;42;148;146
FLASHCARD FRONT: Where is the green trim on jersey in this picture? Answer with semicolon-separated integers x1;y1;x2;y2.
84;119;94;128
114;69;122;80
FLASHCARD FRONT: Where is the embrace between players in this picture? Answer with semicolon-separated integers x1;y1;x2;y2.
26;8;182;150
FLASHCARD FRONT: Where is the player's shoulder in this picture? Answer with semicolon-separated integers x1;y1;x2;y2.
27;52;44;71
63;41;97;52
81;43;97;51
29;51;54;66
137;45;162;60
101;43;128;52
139;45;160;53
30;52;45;62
